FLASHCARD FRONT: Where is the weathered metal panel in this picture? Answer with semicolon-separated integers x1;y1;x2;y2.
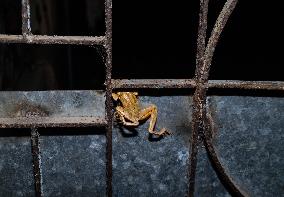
0;133;35;197
0;91;106;128
40;130;106;197
209;96;284;197
113;96;191;196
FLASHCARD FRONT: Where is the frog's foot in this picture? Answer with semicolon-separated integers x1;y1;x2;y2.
149;128;171;136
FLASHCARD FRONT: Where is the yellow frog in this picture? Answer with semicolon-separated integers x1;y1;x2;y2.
112;92;170;136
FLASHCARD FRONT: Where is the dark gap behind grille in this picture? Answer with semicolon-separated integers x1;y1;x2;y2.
0;0;22;34
30;0;106;36
112;0;199;79
208;0;284;81
0;44;105;90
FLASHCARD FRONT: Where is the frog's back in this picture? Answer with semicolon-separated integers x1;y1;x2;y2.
119;92;140;116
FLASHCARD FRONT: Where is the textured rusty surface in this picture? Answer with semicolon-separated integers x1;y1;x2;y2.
0;34;105;45
112;79;196;89
188;0;210;195
189;0;241;196
104;0;113;196
208;80;284;91
0;117;107;129
21;0;31;36
113;79;284;91
31;128;42;197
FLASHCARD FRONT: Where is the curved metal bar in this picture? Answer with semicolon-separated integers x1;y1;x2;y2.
195;0;210;79
188;0;210;195
200;0;238;83
189;0;239;196
204;111;248;197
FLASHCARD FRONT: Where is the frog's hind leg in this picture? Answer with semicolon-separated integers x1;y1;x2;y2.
115;106;139;126
139;105;169;136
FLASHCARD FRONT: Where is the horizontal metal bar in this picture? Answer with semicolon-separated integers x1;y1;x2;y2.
0;117;107;128
0;34;105;45
112;79;197;89
208;80;284;91
112;79;284;91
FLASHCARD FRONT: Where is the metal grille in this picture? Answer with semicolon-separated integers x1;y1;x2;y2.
0;0;283;196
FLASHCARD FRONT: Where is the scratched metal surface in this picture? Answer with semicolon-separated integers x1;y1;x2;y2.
194;146;229;197
0;92;284;196
0;91;105;118
40;130;106;197
113;96;191;196
208;96;284;197
0;133;35;197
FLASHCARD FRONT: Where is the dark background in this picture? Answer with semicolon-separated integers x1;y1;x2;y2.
0;0;283;90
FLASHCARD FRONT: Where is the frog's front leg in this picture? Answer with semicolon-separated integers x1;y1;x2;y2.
139;105;170;136
115;106;139;126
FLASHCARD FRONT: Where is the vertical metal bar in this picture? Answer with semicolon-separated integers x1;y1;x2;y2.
31;128;43;197
190;0;238;196
21;0;32;36
194;0;209;80
188;0;209;195
104;0;113;196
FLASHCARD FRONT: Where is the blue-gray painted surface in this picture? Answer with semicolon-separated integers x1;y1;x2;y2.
0;135;35;197
113;96;191;196
1;92;284;197
40;133;106;197
210;96;284;197
0;91;105;118
194;147;229;197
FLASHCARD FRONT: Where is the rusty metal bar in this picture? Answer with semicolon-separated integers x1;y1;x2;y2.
204;111;248;196
30;128;42;197
189;0;239;196
104;0;113;196
194;0;209;80
200;0;239;83
208;80;284;90
0;34;106;46
22;0;31;36
112;78;283;91
112;79;196;89
189;0;209;195
113;79;284;91
0;117;107;129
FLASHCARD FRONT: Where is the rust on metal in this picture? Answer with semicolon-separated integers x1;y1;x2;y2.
200;0;239;83
112;79;196;89
104;0;113;196
30;128;42;197
0;34;106;46
189;0;239;196
188;0;210;195
0;117;107;129
21;0;31;36
113;79;284;91
208;80;284;91
204;110;248;197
